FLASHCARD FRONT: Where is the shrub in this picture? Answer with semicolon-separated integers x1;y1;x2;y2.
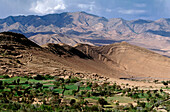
53;81;60;87
90;105;99;111
64;79;70;83
153;80;158;84
70;77;80;83
34;75;45;80
3;75;10;79
86;92;91;97
0;80;3;85
98;98;108;107
17;79;20;85
44;74;54;80
70;99;76;106
162;81;168;87
34;74;54;80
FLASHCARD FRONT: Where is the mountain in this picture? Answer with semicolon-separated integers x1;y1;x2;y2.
29;33;92;46
1;12;170;56
0;32;170;80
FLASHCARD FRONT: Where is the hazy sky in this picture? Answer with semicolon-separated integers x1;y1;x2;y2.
0;0;170;20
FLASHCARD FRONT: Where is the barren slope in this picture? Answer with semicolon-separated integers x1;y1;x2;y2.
0;32;119;79
0;32;170;80
29;33;93;46
75;42;170;79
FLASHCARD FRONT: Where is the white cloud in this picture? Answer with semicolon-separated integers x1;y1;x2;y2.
118;9;146;14
30;0;66;14
78;2;95;12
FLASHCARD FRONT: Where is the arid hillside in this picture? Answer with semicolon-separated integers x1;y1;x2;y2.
0;32;170;80
76;42;170;79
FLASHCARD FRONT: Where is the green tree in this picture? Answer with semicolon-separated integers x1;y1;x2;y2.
17;79;20;85
70;99;76;106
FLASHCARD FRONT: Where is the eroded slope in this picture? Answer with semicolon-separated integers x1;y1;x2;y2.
75;42;170;79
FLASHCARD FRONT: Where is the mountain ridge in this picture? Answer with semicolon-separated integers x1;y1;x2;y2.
1;12;170;56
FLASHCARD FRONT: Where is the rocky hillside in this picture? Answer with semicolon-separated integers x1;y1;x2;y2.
0;12;170;56
76;42;170;78
0;32;170;80
0;32;116;80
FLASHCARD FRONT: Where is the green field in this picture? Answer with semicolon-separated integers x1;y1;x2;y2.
0;75;169;112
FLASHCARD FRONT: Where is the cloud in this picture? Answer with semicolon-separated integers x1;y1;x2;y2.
30;0;66;14
0;0;169;20
78;2;96;12
118;9;146;15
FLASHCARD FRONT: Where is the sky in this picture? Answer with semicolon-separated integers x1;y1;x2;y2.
0;0;170;20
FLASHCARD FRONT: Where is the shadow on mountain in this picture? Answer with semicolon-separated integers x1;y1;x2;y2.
86;39;126;45
66;30;93;36
24;32;55;37
147;30;170;37
131;19;153;24
45;43;92;59
68;47;93;59
150;49;167;53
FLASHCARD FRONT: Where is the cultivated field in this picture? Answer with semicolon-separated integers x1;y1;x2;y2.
0;74;169;111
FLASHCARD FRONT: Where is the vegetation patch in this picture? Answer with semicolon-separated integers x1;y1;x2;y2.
0;75;169;111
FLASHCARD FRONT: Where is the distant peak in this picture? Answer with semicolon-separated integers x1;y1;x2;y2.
79;11;98;16
155;18;170;23
109;18;126;23
131;19;153;24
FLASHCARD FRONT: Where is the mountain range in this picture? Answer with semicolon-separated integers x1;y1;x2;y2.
0;12;170;56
